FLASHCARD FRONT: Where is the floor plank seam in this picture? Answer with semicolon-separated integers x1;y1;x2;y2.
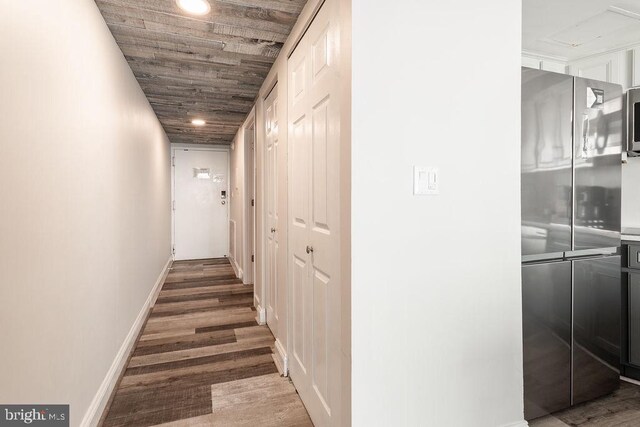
101;258;313;427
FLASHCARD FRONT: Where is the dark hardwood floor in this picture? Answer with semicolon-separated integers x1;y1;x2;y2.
530;380;640;426
101;258;312;427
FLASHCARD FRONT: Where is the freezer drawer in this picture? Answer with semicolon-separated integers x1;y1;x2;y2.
628;245;640;269
628;273;640;365
522;261;571;420
573;256;621;406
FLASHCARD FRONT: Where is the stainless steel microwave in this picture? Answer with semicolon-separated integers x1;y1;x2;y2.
629;87;640;153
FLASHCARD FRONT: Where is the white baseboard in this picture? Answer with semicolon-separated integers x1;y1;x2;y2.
150;258;172;308
255;303;266;325
621;375;640;386
80;255;173;427
274;338;288;376
242;274;252;286
229;254;243;280
501;421;528;427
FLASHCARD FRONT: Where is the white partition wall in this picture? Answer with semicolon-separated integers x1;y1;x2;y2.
0;1;172;424
351;0;525;426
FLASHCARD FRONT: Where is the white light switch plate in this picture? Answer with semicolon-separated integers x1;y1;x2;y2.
414;166;439;195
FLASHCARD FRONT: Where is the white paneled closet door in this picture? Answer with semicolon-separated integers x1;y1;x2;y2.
265;86;279;337
287;2;342;425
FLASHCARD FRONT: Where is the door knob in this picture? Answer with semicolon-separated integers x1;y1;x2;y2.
306;246;314;254
271;227;276;233
221;201;226;205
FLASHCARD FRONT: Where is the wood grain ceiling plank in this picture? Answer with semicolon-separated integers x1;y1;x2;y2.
112;30;222;54
127;58;269;82
154;108;250;125
122;48;273;85
145;94;255;108
165;127;238;134
163;141;228;147
168;133;235;141
98;3;290;44
217;0;306;14
138;55;270;77
164;135;239;141
127;61;236;84
150;55;270;83
151;106;249;116
161;124;242;131
94;0;307;144
151;105;251;117
159;114;247;122
151;103;254;113
138;80;260;97
149;101;254;112
159;115;245;123
153;109;247;120
162;129;242;136
153;104;247;113
101;12;146;29
166;129;235;135
95;0;296;33
102;11;286;54
130;56;272;78
108;27;277;64
162;125;243;131
143;92;255;106
139;85;255;99
165;134;239;141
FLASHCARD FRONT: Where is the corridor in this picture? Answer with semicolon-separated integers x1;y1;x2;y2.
101;259;312;426
1;0;543;424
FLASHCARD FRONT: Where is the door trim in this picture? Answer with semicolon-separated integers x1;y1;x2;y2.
170;144;230;261
242;109;257;285
285;0;327;59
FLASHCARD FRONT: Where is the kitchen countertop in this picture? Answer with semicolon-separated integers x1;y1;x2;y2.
622;227;640;242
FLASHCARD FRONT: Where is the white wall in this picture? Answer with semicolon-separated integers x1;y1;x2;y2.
567;50;629;88
0;1;172;425
351;0;524;425
522;53;567;73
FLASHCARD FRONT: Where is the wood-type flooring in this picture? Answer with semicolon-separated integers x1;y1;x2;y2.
101;258;312;427
530;380;640;427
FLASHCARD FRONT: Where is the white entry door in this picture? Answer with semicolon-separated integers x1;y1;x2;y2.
173;149;229;260
288;2;342;425
265;86;280;333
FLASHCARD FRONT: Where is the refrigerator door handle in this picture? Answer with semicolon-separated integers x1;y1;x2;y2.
582;113;590;157
564;247;620;259
522;252;565;264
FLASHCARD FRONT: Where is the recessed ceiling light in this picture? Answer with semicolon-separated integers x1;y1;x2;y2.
191;118;206;126
176;0;211;15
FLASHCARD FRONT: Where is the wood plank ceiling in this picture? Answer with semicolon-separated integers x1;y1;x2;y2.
94;0;307;145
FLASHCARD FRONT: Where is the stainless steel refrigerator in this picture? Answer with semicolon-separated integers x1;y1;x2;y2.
521;68;623;420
